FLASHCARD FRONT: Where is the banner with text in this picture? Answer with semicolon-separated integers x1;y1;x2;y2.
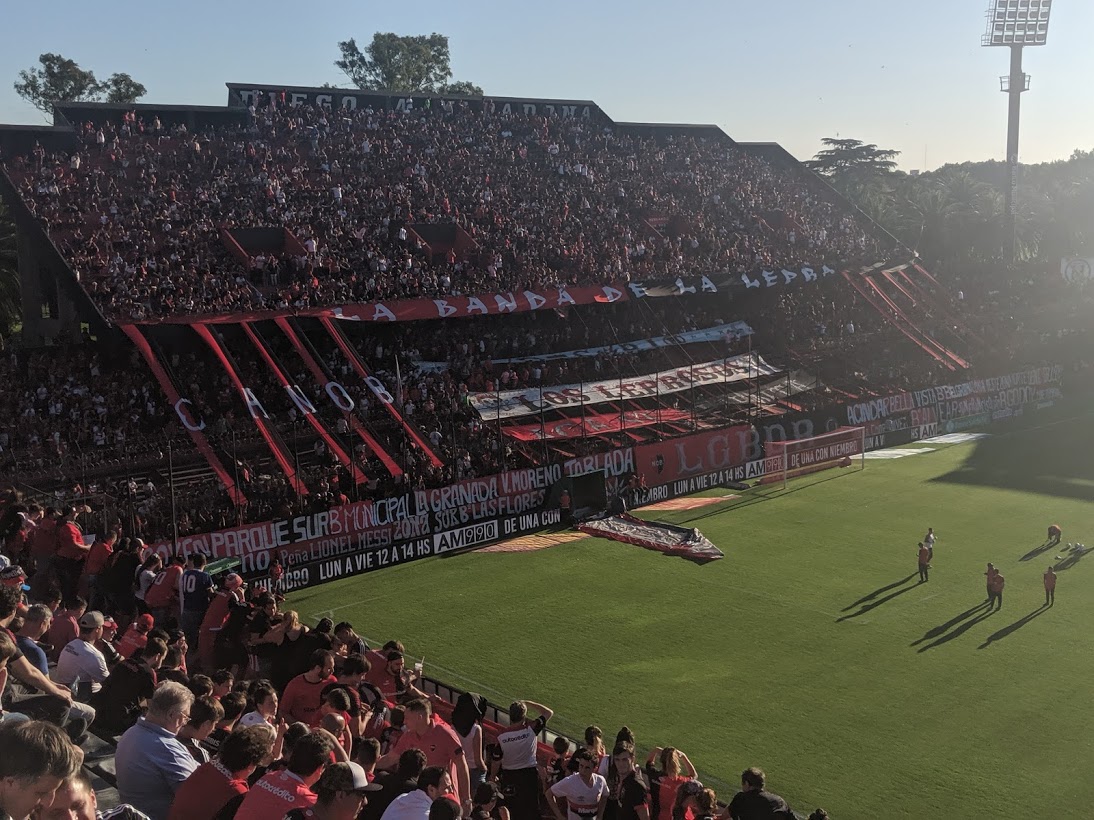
504;409;691;441
470;353;781;420
492;323;752;365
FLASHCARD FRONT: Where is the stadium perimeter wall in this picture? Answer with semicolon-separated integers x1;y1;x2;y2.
145;364;1063;591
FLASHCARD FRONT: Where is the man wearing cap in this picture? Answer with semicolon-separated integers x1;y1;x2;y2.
197;573;245;672
97;615;121;669
0;566;30;621
118;614;156;660
285;761;383;820
53;611;111;697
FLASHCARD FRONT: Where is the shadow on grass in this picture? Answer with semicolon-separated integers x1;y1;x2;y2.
841;574;918;612
978;604;1049;649
1054;548;1089;572
910;600;992;647
916;605;997;652
929;418;1094;501
836;576;920;622
675;469;857;527
1020;541;1056;562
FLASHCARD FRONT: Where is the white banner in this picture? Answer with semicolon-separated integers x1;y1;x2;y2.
493;322;753;365
471;353;781;419
1061;258;1094;283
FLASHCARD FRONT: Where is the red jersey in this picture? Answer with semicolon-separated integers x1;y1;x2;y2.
116;624;150;660
233;769;316;820
29;520;57;560
918;545;930;565
390;718;466;799
279;672;337;725
988;572;1005;593
168;760;249;820
145;565;184;609
1044;571;1057;591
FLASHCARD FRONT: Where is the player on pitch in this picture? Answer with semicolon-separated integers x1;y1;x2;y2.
917;542;931;583
1044;566;1056;607
1047;524;1062;547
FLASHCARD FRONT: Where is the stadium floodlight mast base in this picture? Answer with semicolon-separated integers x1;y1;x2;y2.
981;0;1053;262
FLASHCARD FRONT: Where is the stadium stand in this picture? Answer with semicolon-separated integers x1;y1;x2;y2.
0;82;1078;819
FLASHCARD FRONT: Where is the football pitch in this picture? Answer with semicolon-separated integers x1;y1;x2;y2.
288;403;1094;819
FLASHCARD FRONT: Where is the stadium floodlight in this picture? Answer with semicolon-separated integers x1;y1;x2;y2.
981;0;1053;261
982;0;1053;47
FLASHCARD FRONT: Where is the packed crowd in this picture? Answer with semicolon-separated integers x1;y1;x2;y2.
5;97;895;321
0;266;960;549
0;489;823;820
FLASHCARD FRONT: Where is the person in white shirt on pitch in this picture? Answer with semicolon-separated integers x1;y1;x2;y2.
923;528;936;566
53;611;110;694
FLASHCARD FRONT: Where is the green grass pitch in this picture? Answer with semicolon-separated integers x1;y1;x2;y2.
288;405;1093;819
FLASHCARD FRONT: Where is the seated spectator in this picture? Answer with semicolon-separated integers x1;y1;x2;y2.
726;768;793;820
46;598;85;663
361;749;427;820
0;720;82;820
117;614;156;660
168;724;275;820
156;645;189;686
96;615;121;669
201;690;248;757
239;680;279;729
176;696;224;764
15;604;53;677
279;650;337;725
357;737;382;782
0;587;87;743
233;729;345;820
0;630;29;725
52;611;110;697
284;761;382;820
36;769;149;820
114;681;198;820
89;638;167;735
380;766;456;820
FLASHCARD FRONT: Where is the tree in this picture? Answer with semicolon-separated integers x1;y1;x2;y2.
13;53;146;117
99;72;147;104
0;202;19;340
806;138;901;177
335;33;481;95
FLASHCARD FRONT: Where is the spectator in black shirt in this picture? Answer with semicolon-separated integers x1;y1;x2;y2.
360;748;427;820
90;637;166;734
726;768;793;820
607;742;649;820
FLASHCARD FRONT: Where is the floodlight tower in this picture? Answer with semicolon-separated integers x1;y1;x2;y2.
982;0;1053;261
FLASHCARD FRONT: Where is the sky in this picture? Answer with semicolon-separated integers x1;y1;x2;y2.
0;0;1090;170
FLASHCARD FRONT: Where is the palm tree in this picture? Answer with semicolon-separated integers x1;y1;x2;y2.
0;201;18;342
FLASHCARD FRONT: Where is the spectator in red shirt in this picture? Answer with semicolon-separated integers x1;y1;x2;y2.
145;555;186;624
28;508;59;577
46;597;86;663
117;613;155;659
280;650;337;725
53;507;89;602
168;725;275;820
82;523;120;612
233;729;346;820
380;698;471;812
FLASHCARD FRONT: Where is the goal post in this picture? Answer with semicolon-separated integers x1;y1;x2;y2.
763;426;867;488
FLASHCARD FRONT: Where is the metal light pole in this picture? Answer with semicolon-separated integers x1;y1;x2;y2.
168;437;179;556
982;0;1053;262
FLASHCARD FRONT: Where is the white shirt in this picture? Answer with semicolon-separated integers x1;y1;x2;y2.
550;773;608;820
53;637;110;692
381;789;432;820
925;532;936;547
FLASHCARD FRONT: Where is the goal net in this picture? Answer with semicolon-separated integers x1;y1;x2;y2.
761;426;867;488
